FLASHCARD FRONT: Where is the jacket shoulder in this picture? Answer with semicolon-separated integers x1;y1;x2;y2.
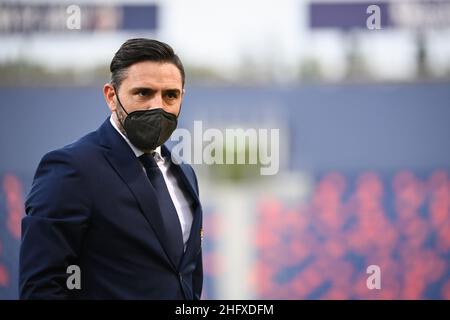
40;130;102;167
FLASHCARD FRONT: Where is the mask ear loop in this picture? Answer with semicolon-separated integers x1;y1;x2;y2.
113;86;129;129
176;103;182;119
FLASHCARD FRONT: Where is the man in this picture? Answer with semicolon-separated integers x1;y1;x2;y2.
19;38;203;299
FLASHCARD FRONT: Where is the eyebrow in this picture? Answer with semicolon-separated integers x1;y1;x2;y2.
130;87;155;94
130;87;181;94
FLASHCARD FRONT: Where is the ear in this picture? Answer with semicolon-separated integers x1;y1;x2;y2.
103;83;117;113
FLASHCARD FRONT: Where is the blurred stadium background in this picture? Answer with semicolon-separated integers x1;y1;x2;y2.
0;0;449;299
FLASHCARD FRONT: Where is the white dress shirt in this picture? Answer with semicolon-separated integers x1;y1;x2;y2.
109;116;193;249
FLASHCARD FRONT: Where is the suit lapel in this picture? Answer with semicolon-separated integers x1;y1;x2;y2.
161;145;200;206
98;119;180;270
161;145;203;269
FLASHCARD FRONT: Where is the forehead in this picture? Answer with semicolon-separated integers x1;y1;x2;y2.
122;61;182;89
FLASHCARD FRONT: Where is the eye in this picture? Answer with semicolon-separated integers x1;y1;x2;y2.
137;90;149;97
165;91;179;100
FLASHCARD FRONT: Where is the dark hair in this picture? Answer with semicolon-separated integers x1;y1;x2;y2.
110;38;185;88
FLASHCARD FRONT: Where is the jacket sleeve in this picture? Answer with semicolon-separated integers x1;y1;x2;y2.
20;149;91;299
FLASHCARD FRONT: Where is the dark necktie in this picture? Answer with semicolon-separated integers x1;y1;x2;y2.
139;153;184;265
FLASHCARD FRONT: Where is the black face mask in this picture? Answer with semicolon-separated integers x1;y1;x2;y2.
114;88;178;151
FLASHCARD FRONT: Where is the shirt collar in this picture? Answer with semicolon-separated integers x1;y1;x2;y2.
109;115;162;159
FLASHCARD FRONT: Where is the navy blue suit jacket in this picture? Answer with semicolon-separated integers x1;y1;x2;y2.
20;118;203;299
